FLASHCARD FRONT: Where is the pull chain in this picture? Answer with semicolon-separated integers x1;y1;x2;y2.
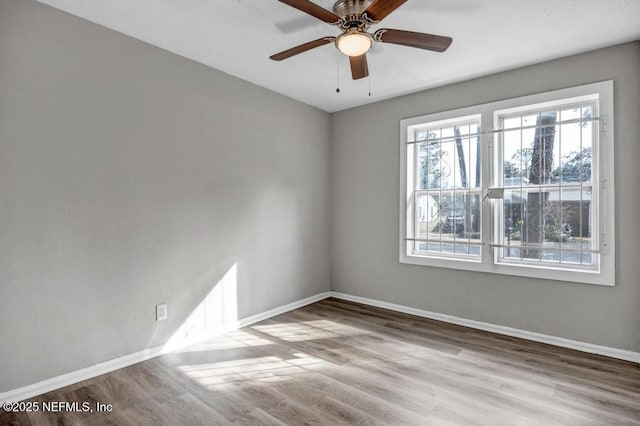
336;52;341;93
368;56;372;97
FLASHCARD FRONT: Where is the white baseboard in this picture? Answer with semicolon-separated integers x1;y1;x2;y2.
0;291;331;404
329;291;640;364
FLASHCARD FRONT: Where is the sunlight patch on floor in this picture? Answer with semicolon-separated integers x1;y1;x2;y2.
251;319;363;342
177;352;327;387
177;329;275;353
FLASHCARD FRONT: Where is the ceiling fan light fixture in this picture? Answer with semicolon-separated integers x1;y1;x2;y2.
336;31;372;57
271;0;453;81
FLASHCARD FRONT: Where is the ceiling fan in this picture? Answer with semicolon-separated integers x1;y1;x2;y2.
270;0;453;80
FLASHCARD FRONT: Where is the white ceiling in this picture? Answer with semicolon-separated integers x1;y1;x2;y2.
38;0;640;113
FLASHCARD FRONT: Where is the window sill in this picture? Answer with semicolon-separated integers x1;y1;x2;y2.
400;252;614;286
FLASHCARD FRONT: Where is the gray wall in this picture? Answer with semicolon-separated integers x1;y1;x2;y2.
331;42;640;352
0;0;330;391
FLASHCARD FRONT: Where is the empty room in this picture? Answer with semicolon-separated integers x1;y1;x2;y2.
1;0;639;424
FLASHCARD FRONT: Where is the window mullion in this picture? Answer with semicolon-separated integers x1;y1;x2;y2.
481;109;494;264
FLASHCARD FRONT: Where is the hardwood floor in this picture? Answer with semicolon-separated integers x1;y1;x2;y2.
2;298;639;425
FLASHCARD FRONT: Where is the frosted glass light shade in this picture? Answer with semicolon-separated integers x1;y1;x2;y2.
336;32;372;57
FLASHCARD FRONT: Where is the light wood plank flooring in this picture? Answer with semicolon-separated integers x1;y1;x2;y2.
2;298;639;425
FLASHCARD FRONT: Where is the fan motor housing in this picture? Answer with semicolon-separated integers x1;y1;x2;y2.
333;0;372;17
333;0;373;28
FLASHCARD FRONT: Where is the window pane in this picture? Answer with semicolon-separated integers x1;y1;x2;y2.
503;105;595;187
500;188;593;265
556;115;593;184
503;112;560;186
417;141;453;190
417;124;481;190
414;191;481;257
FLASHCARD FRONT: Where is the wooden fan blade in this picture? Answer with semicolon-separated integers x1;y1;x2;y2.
363;0;407;22
374;29;452;52
270;37;335;61
278;0;341;24
349;54;369;80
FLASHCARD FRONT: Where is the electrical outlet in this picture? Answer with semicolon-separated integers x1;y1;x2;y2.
156;303;168;321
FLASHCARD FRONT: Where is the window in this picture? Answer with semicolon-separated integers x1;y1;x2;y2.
400;81;614;285
407;114;482;260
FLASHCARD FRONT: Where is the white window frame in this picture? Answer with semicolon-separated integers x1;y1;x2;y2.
399;81;615;286
406;114;483;262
